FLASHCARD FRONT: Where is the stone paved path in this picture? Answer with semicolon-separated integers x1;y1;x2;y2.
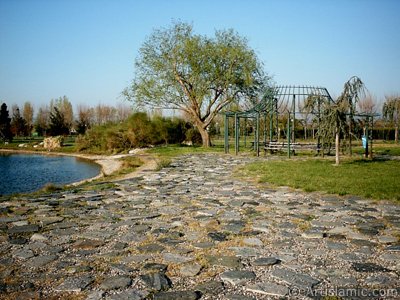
0;153;399;299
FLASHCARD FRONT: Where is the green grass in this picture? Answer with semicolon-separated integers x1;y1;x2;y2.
0;136;78;153
156;158;172;170
146;144;224;158
117;156;143;174
241;158;400;201
349;141;400;157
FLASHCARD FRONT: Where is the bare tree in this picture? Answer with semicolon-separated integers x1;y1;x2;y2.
76;105;94;134
358;93;377;114
382;95;400;143
35;105;50;136
94;104;117;125
115;102;132;122
22;102;34;135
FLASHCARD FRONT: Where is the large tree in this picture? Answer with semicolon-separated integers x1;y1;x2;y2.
11;105;28;137
50;96;74;131
124;21;268;147
48;107;70;136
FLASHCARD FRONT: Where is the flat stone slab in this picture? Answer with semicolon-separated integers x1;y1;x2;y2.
352;262;391;273
208;232;228;241
252;257;280;266
8;224;39;234
55;275;93;292
162;253;193;263
73;239;105;250
106;289;147;300
192;242;214;249
385;245;400;251
229;247;260;257
100;276;132;291
39;216;64;226
13;249;34;260
26;255;58;268
30;233;48;241
206;255;243;268
194;281;225;295
137;243;165;253
246;282;289;297
179;263;202;277
243;237;263;246
271;268;320;290
220;270;256;285
301;229;326;239
140;272;171;291
377;236;398;244
225;294;256;300
153;291;201;300
142;263;168;273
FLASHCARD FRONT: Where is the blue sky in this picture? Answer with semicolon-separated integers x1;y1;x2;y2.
0;0;399;111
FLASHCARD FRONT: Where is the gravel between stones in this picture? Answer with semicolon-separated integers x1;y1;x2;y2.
0;153;399;299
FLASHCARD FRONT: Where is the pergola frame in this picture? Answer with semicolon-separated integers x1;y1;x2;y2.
352;112;379;158
224;85;334;156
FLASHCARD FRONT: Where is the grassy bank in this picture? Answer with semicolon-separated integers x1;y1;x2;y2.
239;158;400;201
146;144;224;158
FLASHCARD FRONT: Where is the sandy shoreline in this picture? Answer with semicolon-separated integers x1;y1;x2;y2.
0;148;156;187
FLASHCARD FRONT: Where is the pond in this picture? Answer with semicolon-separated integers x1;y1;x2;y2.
0;153;101;196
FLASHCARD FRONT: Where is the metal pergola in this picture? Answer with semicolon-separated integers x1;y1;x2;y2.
224;85;334;156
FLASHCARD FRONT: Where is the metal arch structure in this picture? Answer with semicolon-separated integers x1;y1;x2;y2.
224;85;334;156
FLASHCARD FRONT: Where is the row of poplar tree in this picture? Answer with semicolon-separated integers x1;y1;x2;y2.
0;96;132;142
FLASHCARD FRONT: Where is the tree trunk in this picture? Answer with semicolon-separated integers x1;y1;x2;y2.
335;128;340;166
197;125;211;148
349;119;352;156
396;124;399;143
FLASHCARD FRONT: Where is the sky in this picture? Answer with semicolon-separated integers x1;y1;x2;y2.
0;0;399;112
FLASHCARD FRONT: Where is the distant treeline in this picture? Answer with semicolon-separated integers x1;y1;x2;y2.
0;96;133;141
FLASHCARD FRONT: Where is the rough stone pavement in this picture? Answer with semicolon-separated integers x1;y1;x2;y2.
0;153;399;299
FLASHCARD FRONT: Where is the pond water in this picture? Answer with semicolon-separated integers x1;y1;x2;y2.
0;153;101;196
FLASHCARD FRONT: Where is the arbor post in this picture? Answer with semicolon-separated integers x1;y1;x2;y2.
287;111;291;158
234;113;239;155
224;114;229;154
256;113;260;156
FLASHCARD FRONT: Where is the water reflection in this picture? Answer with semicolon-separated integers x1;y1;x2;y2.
0;153;101;195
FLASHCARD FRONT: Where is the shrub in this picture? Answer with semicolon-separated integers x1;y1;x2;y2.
75;112;188;153
185;127;202;145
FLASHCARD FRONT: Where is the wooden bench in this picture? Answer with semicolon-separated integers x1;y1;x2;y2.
264;141;321;153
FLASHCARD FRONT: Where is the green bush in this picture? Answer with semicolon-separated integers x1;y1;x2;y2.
75;112;189;153
185;127;202;145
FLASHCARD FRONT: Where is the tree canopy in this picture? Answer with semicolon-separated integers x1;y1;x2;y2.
124;21;268;147
11;106;28;137
48;107;70;136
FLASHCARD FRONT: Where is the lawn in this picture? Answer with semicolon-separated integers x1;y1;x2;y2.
240;158;400;201
146;144;224;158
353;145;400;156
